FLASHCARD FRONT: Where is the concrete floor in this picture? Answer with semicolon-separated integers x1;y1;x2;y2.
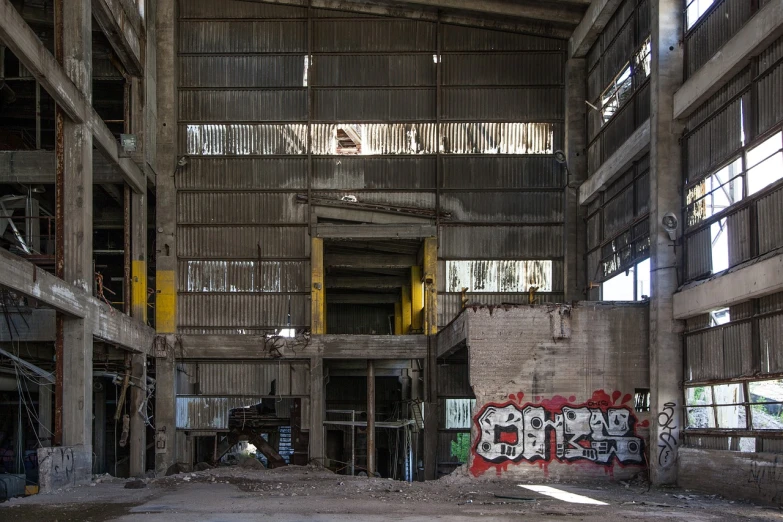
1;466;782;521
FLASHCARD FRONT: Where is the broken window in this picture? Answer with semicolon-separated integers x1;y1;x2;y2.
747;131;783;196
686;0;716;30
709;307;730;327
710;218;729;274
749;380;783;430
600;64;633;124
634;389;650;413
686;157;743;227
600;257;650;301
685;379;783;432
446;260;553;293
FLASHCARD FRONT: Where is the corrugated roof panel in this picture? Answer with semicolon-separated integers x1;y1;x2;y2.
440;156;563;189
179;56;306;88
313;19;436;52
176;157;307;190
178;294;309;329
442;88;564;121
179;90;307;122
177;225;309;258
179;260;308;293
439;225;563;258
440;192;563;223
179;21;307;53
442;53;563;86
184;124;308;155
312;156;437;189
177;192;307;224
441;24;566;51
313;88;436;121
312;54;435;87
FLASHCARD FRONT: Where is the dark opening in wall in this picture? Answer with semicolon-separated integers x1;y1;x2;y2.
635;388;650;412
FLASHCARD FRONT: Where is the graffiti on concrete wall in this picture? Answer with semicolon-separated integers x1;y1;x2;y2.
656;402;678;469
471;390;649;477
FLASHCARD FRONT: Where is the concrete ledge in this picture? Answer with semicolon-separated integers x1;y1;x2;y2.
175;334;428;360
679;447;783;505
569;0;625;58
673;0;783;121
579;120;650;205
38;446;92;492
673;253;783;319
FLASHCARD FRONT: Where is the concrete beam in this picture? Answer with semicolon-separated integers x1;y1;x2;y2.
579;119;650;205
0;151;123;184
0;248;154;352
673;253;783;319
673;0;783;121
174;334;428;360
436;310;468;358
92;0;143;76
326;253;417;269
326;293;400;304
0;0;148;193
569;0;625;58
384;0;584;25
326;275;408;289
314;223;437;240
244;0;573;38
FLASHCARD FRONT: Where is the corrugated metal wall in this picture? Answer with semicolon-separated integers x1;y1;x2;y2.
586;0;650;177
177;0;568;333
684;0;753;79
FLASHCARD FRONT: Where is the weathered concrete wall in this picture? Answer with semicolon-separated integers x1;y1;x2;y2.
38;446;92;492
466;302;650;482
680;448;783;504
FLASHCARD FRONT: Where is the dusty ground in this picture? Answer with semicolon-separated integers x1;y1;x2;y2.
1;465;782;521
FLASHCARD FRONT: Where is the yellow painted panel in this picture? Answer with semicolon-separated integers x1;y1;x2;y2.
311;237;326;334
155;270;176;333
411;266;423;332
131;260;148;323
402;285;412;335
394;302;403;335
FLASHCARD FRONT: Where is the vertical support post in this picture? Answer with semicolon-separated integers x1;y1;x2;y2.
564;58;587;302
123;185;132;315
401;285;412;335
155;0;177;335
649;0;685;486
309;356;324;464
54;0;93;482
38;384;52;447
131;192;148;323
129;354;147;476
93;383;106;474
366;359;375;476
411;266;424;332
154;351;176;476
311;237;326;334
423;237;438;336
394;302;403;335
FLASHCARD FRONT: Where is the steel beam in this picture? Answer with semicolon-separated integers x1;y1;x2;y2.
92;0;143;76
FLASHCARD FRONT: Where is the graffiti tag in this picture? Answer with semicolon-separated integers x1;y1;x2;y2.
471;391;646;476
656;402;678;468
51;447;74;480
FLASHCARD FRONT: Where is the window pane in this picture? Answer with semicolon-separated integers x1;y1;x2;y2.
687;406;715;428
715;405;746;429
710;308;731;327
747;132;782;169
749;379;783;402
748;152;783;196
751;403;783;430
713;383;744;404
602;268;635;300
636;258;650;300
686;158;743;227
687;0;716;30
686;386;713;406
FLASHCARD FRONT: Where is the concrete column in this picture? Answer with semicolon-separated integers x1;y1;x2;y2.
154;353;176;476
564;58;588;302
649;0;685;486
423;348;438;480
93;382;106;474
129;354;147;476
155;0;177;334
38;384;52;447
309;356;324;464
55;0;93;473
423;237;438;335
366;360;375;476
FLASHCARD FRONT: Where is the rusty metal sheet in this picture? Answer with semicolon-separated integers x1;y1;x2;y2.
176;157;307;191
179;260;308;293
177;225;309;258
177;294;309;329
177;192;307;224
